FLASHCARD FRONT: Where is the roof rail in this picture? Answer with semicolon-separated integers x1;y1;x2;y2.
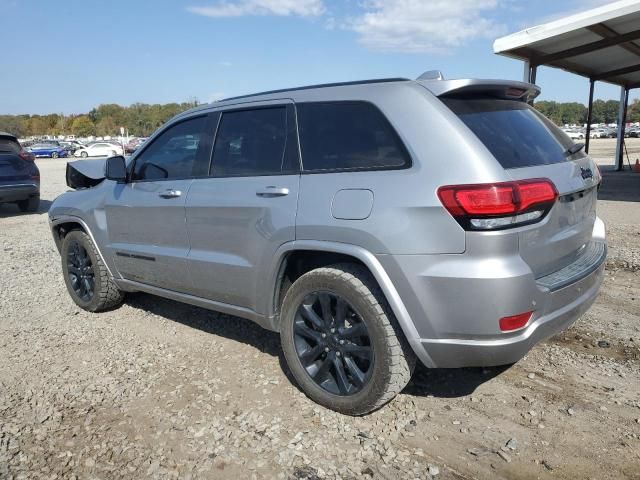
417;70;444;81
219;77;410;102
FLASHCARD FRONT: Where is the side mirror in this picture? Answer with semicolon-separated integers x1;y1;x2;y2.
105;155;127;182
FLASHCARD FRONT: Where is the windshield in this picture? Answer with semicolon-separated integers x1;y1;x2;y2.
443;98;584;169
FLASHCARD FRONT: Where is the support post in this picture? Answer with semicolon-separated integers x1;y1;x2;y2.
615;86;629;171
522;60;531;83
523;61;537;105
585;79;595;153
522;61;537;83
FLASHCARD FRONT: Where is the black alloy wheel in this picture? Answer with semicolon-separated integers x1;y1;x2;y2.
293;291;374;396
66;240;95;302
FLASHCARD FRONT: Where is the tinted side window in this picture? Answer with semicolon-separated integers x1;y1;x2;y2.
211;107;289;177
442;98;581;169
0;139;20;153
133;116;206;181
297;102;411;172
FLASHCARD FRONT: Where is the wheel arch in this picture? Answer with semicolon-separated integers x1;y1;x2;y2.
50;215;115;278
267;240;435;367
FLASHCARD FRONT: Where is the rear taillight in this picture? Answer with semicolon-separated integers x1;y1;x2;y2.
499;311;533;332
18;150;35;162
437;179;557;230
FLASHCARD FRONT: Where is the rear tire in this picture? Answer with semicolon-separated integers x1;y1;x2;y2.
61;230;124;312
51;152;59;159
17;196;39;213
280;263;416;415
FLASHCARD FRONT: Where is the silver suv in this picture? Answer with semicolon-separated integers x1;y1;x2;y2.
49;75;606;415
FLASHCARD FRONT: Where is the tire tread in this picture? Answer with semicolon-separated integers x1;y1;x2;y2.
281;263;415;415
62;230;124;312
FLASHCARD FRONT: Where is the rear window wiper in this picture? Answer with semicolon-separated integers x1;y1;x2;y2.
565;143;585;156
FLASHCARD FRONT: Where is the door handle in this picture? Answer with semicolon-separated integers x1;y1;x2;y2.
256;186;289;197
159;189;182;199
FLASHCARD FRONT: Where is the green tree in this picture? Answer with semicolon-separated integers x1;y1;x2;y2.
71;116;96;137
627;98;640;123
96;116;117;137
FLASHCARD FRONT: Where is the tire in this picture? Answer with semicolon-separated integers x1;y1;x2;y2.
51;152;59;159
280;263;416;415
110;150;117;156
61;230;124;312
81;151;88;158
17;196;39;213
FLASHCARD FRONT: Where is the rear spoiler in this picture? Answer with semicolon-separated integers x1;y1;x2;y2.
418;78;540;102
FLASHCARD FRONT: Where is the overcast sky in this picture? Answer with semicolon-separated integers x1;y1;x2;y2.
1;0;637;114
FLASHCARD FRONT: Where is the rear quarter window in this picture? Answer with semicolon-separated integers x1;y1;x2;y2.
296;101;411;172
443;98;583;169
0;138;20;153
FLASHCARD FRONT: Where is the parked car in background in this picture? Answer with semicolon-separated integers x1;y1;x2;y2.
49;76;606;415
60;140;85;155
124;137;147;154
625;127;640;138
590;128;615;139
562;129;584;140
0;132;40;212
28;143;68;158
74;142;124;158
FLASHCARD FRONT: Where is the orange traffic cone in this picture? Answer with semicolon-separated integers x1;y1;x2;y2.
633;159;640;173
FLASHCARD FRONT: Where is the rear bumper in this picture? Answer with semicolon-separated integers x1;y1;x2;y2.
0;183;39;203
377;217;607;368
419;257;604;367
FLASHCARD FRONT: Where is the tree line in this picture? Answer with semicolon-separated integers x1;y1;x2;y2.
0;100;200;138
1;97;639;138
535;98;640;126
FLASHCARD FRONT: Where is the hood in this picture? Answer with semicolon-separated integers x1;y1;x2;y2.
66;159;106;189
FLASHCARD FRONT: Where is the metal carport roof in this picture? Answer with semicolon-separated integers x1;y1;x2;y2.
494;0;640;170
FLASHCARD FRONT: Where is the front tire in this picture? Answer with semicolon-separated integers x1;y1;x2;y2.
61;230;124;312
81;151;88;158
280;264;416;415
51;152;59;159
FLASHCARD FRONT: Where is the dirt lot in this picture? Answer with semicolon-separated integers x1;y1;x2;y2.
1;141;639;479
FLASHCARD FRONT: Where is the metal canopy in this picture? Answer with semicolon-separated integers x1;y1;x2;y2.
494;0;640;87
494;0;640;170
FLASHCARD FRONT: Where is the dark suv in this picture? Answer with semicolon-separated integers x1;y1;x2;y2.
0;132;40;212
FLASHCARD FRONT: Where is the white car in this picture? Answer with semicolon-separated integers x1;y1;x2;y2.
562;129;584;140
589;129;612;139
74;142;124;158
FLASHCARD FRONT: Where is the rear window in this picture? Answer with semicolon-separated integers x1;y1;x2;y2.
443;98;582;169
0;138;20;153
297;101;411;172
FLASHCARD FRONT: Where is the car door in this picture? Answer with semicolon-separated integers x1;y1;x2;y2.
103;115;211;292
96;143;110;156
87;144;99;156
184;102;300;313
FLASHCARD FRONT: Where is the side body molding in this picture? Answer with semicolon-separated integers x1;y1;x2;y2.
268;240;436;368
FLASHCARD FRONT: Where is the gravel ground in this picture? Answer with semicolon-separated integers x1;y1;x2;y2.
1;148;639;479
